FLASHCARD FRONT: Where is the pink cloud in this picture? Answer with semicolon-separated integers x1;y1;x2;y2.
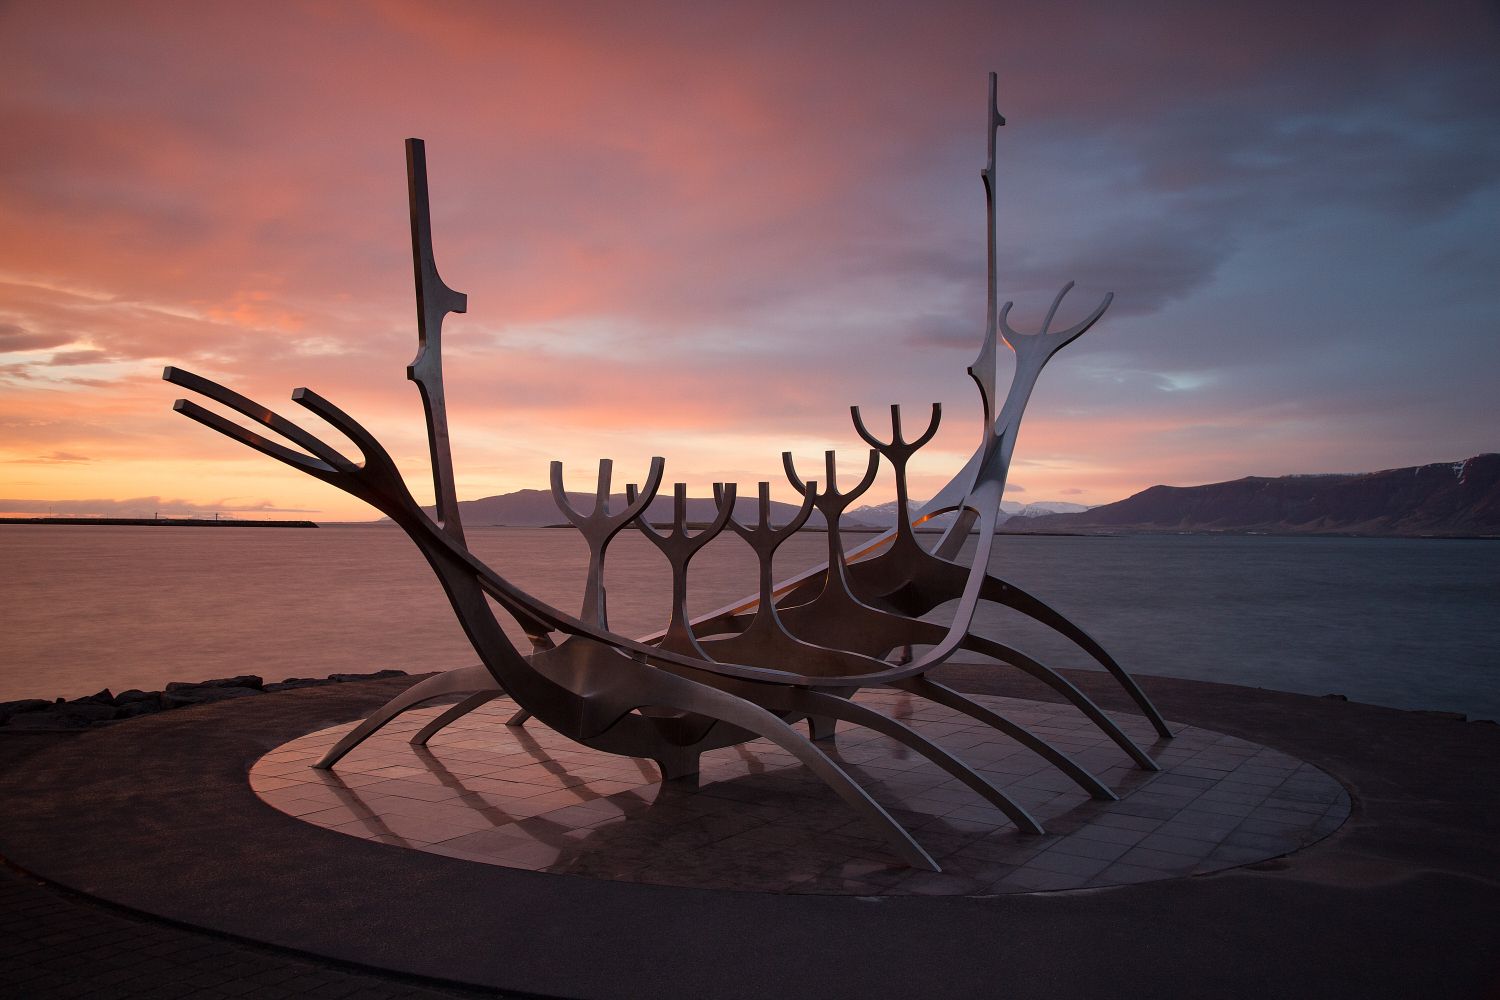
0;2;1493;519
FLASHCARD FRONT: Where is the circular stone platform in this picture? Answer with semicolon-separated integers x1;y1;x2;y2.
251;690;1348;894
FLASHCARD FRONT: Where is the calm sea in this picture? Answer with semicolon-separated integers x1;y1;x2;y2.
1;525;1495;721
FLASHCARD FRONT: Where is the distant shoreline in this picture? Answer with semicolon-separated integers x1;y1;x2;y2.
0;517;319;528
998;526;1499;540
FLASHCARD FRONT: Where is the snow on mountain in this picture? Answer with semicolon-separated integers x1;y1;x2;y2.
846;498;1094;528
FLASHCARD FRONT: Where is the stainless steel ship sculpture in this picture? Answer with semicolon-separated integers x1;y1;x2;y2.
165;74;1172;871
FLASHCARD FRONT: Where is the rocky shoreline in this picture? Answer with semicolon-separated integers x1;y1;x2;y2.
0;670;410;731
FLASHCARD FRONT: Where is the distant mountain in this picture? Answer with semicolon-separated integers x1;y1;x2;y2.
1011;455;1500;537
846;500;956;531
847;498;1093;529
1008;500;1093;518
407;489;879;530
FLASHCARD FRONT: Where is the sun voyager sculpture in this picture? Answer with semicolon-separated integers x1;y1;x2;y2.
165;74;1173;871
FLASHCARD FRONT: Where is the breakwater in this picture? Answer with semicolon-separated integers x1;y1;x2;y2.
0;670;410;730
0;517;318;527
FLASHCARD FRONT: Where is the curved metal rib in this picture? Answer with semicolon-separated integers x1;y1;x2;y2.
738;683;1044;832
314;664;496;769
977;575;1172;739
410;689;504;746
165;367;352;469
845;538;1168;761
961;634;1159;771
615;664;939;870
170;399;337;480
893;675;1118;800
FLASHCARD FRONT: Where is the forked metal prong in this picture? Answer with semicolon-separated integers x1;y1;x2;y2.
852;403;942;456
1041;280;1074;334
784;449;879;505
628;481;738;657
553;457;667;628
998;284;1113;358
171;400;334;478
290;387;401;476
164;367;352;469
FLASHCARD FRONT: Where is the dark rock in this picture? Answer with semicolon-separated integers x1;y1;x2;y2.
1321;694;1349;702
0;699;52;725
4;669;413;727
165;675;263;692
4;710;94;730
4;700;120;728
328;670;408;683
61;700;122;721
160;676;264;710
264;678;335;692
160;685;263;709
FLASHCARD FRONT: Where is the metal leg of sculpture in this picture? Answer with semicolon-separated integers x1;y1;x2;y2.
599;661;940;870
777;687;1045;833
844;541;1162;772
978;575;1173;739
652;744;704;781
419;634;558;738
410;689;504;746
961;634;1161;771
892;676;1119;801
847;531;1173;751
314;664;496;769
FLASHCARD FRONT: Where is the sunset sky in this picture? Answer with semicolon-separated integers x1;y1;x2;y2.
1;2;1496;521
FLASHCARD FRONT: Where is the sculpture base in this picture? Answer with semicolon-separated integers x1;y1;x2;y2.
8;673;1496;999
252;689;1347;893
